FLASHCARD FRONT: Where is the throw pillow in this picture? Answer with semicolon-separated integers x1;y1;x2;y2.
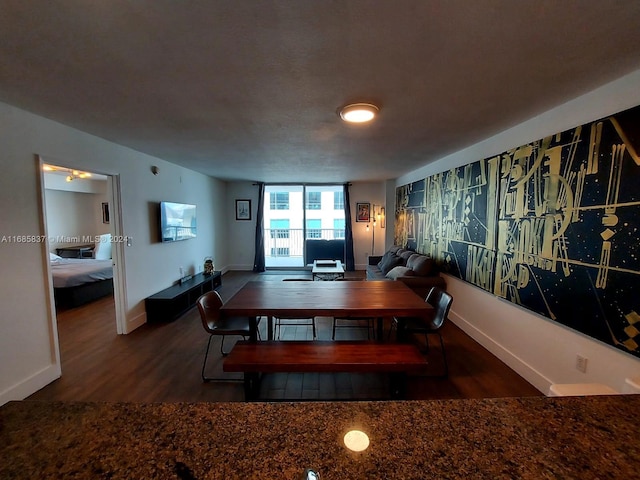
399;250;415;263
377;250;393;270
379;254;403;275
407;254;434;276
385;266;415;280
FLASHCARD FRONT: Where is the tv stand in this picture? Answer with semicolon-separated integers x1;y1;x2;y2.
145;271;222;323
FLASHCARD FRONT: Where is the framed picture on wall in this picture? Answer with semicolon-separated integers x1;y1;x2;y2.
235;199;251;220
102;202;110;224
356;202;370;222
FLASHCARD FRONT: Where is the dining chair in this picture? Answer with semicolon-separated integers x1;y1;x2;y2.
389;287;453;377
274;278;317;340
197;290;260;382
331;278;376;340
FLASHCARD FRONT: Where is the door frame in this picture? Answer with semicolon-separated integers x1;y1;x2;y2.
37;155;127;348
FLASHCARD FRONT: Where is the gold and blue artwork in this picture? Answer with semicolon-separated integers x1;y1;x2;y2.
396;104;640;358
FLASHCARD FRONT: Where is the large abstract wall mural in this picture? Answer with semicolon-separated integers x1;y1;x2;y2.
396;104;640;359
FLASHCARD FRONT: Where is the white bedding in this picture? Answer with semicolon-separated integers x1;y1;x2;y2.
50;258;113;288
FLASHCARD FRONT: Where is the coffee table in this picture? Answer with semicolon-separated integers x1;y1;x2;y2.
312;259;345;280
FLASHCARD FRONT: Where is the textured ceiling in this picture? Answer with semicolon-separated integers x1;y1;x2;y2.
1;1;640;182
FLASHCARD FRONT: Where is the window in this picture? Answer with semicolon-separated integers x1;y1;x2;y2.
306;219;322;239
270;192;289;210
270;219;290;239
334;219;345;239
306;191;321;210
264;185;344;268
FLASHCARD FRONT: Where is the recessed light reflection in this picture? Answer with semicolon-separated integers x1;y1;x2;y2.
344;430;370;452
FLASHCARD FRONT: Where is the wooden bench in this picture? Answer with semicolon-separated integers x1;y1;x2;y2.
223;340;428;400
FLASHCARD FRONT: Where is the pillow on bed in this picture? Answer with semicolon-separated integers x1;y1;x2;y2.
49;252;62;262
94;233;112;260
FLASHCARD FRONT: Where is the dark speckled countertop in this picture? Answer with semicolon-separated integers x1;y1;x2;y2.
1;396;639;479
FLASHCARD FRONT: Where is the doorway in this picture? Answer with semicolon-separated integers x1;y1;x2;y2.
38;156;126;359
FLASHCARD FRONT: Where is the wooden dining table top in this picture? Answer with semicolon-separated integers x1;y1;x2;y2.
221;280;433;318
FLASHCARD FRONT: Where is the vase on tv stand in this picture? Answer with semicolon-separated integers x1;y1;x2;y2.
203;257;214;275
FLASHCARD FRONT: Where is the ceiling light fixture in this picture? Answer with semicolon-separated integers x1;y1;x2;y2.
44;164;93;181
339;103;379;123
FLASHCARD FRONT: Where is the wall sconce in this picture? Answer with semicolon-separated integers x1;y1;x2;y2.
380;207;386;228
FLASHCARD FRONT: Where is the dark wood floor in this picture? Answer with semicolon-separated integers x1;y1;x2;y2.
28;271;542;402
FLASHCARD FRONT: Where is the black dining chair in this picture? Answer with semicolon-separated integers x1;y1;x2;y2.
274;278;317;340
197;290;260;382
389;287;453;377
331;278;376;340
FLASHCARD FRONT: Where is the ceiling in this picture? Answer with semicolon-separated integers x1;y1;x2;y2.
2;1;640;183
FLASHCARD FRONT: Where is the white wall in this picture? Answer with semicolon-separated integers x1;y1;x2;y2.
350;182;386;266
43;174;110;247
226;182;258;271
397;69;640;394
44;189;108;251
0;101;229;405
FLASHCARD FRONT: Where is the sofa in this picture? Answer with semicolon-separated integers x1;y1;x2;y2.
367;245;446;298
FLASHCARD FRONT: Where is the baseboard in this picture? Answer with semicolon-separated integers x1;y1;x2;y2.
126;311;147;333
449;310;550;394
0;363;61;406
226;264;254;271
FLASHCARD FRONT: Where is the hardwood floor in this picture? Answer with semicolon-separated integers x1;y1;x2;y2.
28;271;542;402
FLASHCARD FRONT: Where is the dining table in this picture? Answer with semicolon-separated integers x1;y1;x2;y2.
221;280;433;341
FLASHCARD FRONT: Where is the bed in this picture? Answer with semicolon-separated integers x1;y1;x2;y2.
50;254;114;309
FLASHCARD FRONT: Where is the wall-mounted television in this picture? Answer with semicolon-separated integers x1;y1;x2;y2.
160;201;197;242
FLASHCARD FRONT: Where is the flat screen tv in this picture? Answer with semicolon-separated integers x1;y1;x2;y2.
160;201;197;242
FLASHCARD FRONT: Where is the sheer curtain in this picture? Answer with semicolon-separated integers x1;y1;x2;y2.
253;182;266;272
343;183;355;271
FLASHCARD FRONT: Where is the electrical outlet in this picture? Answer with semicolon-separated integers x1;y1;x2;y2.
576;355;588;373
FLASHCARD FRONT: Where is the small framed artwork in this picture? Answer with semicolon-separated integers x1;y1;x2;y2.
102;202;110;224
356;202;370;222
235;199;251;221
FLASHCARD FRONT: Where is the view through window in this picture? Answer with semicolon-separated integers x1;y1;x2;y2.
264;185;344;268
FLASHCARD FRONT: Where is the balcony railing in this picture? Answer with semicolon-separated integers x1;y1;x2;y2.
265;228;345;266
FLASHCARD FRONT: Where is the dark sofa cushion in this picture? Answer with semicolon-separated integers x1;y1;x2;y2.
377;250;392;270
379;254;403;275
406;253;435;277
399;250;415;263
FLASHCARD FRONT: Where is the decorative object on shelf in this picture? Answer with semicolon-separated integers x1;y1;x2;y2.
356;202;370;222
204;257;214;275
179;274;193;285
235;199;251;220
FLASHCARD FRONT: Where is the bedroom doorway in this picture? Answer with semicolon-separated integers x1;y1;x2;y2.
38;156;126;360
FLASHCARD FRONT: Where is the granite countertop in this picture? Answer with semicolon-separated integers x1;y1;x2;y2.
1;396;639;479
